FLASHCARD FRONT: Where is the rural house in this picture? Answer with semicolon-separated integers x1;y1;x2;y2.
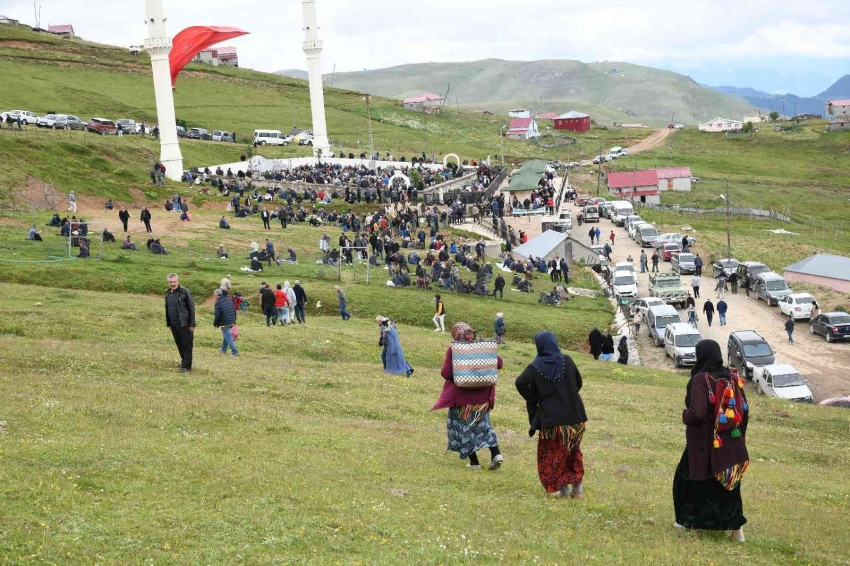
698;118;743;132
0;15;19;25
783;254;850;293
194;46;239;67
402;93;444;115
554;111;591;133
826;99;850;117
743;113;771;124
607;170;660;204
827;119;850;132
48;24;75;38
506;117;540;140
655;166;692;191
508;109;530;118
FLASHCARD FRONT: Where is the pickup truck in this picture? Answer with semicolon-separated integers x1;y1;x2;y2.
649;273;688;308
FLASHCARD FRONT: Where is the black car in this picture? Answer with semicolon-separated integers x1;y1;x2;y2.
736;261;770;289
809;312;850;343
728;330;775;380
186;128;211;140
712;258;739;278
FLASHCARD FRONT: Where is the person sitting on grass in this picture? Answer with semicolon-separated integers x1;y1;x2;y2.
121;235;137;251
102;228;116;243
48;213;61;227
28;226;43;241
104;199;114;211
219;216;231;229
217;244;229;259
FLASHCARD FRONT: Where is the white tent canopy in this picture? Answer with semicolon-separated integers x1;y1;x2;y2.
512;230;568;261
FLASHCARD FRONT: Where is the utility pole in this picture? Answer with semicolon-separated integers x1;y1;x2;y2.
365;94;374;157
725;180;731;260
330;63;336;87
629;161;637;206
500;126;506;167
596;142;603;196
291;102;296;129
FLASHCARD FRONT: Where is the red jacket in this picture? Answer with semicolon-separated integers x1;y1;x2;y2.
431;348;502;411
274;289;289;307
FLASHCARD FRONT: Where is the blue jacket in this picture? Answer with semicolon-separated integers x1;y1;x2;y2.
494;317;506;336
214;294;237;327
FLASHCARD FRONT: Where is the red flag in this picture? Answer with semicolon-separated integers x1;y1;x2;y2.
169;26;249;86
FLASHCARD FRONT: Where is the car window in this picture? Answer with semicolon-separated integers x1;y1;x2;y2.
614;275;635;286
774;373;805;388
743;343;772;357
656;315;680;328
766;280;788;291
675;334;701;347
795;296;814;304
831;315;850;324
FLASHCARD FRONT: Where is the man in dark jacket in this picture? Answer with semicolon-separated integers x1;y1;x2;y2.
140;207;153;233
118;207;130;232
293;280;308;324
600;330;615;361
165;273;196;372
560;258;569;284
693;254;703;276
491;274;505;299
588;327;604;360
703;299;715;327
260;283;277;326
213;289;238;356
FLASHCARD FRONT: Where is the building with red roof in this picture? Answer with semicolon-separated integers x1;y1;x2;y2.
554;111;590;133
216;46;239;67
48;24;75;38
655;166;692;191
607;170;660;204
506;117;540;140
403;93;444;115
826;99;850;118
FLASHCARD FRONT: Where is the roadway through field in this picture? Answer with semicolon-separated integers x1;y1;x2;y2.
626;128;671;154
576;202;850;401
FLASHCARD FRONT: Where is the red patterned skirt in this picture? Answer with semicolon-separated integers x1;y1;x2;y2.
537;423;586;493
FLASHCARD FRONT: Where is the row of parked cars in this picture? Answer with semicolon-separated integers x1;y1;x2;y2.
585;196;848;405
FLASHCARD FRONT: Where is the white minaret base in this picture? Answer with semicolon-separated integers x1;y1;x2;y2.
144;0;183;180
302;0;330;159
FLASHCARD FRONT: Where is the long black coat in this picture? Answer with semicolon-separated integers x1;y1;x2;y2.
602;334;615;355
588;329;604;355
515;355;587;433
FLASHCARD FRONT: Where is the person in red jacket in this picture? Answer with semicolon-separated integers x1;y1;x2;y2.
432;322;504;471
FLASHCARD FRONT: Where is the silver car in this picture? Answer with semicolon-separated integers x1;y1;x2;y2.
671;252;696;274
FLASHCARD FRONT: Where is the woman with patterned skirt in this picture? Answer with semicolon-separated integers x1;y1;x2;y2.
673;339;749;542
515;331;588;498
432;322;504;470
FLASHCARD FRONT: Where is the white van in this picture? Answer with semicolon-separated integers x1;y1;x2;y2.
609;146;624;157
609;202;634;226
253;130;290;146
664;323;702;367
582;205;600;223
647;304;682;346
612;270;638;299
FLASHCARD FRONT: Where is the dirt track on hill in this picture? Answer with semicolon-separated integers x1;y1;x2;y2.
626;128;671;154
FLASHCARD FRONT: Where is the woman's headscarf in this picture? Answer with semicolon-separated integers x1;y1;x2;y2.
450;322;475;342
532;331;565;382
691;339;725;378
619;335;628;347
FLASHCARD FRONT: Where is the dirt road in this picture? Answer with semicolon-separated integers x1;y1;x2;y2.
626;128;671;155
570;202;850;401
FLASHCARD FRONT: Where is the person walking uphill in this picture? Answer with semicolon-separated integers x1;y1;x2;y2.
261;283;278;326
494;312;506;344
703;299;715;327
118;207;130;232
785;317;795;343
432;322;504;471
213;289;238;356
377;316;413;377
140;207;153;233
433;294;446;333
673;340;749;542
165;273;196;372
293;280;307;324
588;327;603;360
335;285;351;320
717;299;728;326
515;332;588;498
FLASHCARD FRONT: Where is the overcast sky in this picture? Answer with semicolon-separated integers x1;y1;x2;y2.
9;0;850;96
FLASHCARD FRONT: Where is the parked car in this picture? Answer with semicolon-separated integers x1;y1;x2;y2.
809;311;850;343
649;272;688;308
647;304;682;347
298;134;314;146
187;128;212;140
630;297;666;324
662;243;682;261
55;115;86;130
620;149;630;156
754;272;792;306
625;216;644;239
37;113;62;128
664;323;702;367
612;270;638;299
820;396;850;409
671;252;696;274
728;330;775;380
753;364;813;403
589;245;608;267
736;261;771;289
582;205;600;223
116;119;137;134
635;224;660;248
592;155;604;164
213;129;235;143
712;258;740;279
778;293;817;320
653;232;696;249
176;126;187;138
576;195;593;206
86;118;118;135
2;110;39;124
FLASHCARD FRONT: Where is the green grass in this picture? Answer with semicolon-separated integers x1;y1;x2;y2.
1;282;848;564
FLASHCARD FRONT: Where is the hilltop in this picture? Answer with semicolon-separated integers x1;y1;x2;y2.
278;59;756;125
710;74;850;116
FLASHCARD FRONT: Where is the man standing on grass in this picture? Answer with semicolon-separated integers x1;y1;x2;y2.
68;191;77;213
165;273;196;373
119;206;130;232
261;207;271;230
335;285;351;320
140;207;153;233
293;280;307;324
433;294;446;332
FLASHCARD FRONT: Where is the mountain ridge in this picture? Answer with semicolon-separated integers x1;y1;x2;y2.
708;75;850;116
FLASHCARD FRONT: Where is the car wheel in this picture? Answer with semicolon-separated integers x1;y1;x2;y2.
283;142;289;146
52;124;56;130
260;141;266;146
308;141;313;146
826;333;833;343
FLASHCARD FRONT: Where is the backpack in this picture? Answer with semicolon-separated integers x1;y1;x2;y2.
704;367;748;446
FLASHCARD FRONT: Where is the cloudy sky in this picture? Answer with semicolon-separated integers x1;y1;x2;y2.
9;0;850;96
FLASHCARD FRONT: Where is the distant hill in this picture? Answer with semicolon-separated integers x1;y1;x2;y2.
709;75;850;116
276;69;308;80
279;59;755;125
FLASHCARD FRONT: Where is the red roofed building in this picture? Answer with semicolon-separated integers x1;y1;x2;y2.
216;46;239;67
607;170;661;204
655;166;692;191
506;117;540;140
403;93;444;115
554;111;591;133
48;24;75;38
826;99;850;118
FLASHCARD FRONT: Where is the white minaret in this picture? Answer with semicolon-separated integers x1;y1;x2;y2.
144;0;183;180
301;0;330;158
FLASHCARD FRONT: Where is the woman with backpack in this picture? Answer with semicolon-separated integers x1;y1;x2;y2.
673;339;749;542
431;322;504;471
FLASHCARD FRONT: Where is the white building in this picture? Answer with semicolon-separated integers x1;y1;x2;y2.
743;113;771;124
508;109;530;118
655;167;692;191
0;15;20;25
826;99;850;118
506;117;540;140
698;117;743;132
403;93;444;115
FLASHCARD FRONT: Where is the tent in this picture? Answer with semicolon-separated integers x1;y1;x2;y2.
512;230;568;261
505;159;549;193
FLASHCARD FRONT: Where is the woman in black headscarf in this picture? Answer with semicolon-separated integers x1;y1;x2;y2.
617;336;629;365
516;332;587;498
673;339;749;542
588;327;603;360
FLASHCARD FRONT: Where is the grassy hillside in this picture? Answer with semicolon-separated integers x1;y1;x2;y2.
1;282;848;564
293;59;756;126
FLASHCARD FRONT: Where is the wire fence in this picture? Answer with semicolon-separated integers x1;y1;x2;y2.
636;202;792;223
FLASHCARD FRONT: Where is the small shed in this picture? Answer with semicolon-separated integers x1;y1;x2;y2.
48;24;75;38
827;119;850;132
217;46;239;67
554;111;590;133
783;254;850;293
655;166;692;191
403;93;444;115
607;170;660;204
512;230;569;262
506;117;540;140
